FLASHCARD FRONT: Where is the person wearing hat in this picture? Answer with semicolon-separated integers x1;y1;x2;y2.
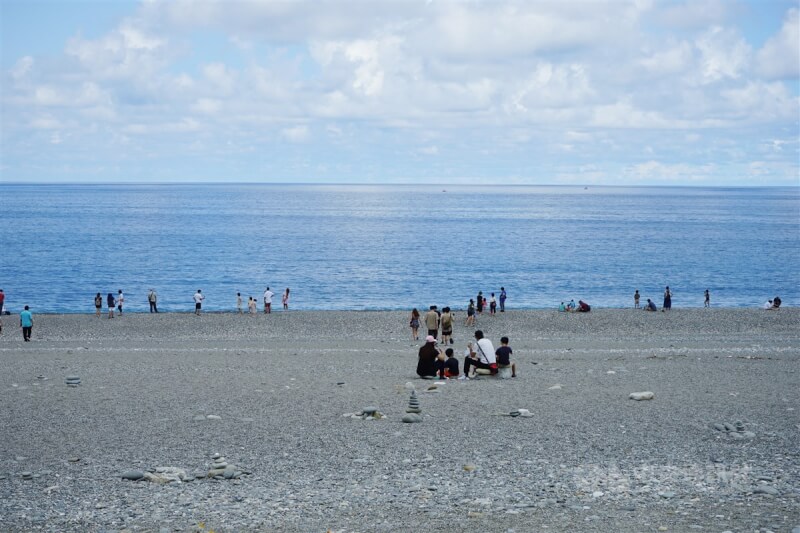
416;335;441;378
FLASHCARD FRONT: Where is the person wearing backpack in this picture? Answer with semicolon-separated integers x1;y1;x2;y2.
440;306;454;345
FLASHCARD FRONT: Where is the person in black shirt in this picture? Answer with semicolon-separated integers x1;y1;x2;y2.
495;336;517;377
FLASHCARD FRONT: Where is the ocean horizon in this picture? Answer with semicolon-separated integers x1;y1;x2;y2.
1;183;798;314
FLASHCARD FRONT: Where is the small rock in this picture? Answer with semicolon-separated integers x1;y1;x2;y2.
752;486;779;496
629;391;655;401
463;464;476;472
121;470;145;481
362;406;377;415
223;465;237;479
206;415;222;420
658;491;676;498
712;423;726;431
21;472;33;480
402;413;422;423
548;384;562;390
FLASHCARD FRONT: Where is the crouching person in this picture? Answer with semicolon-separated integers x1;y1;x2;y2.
463;330;498;378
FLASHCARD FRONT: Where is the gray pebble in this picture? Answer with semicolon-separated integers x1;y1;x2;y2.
752;486;779;496
121;470;145;481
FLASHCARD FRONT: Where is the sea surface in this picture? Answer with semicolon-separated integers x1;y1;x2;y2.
1;184;798;313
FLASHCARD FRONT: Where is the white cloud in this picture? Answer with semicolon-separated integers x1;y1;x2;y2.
11;56;34;80
756;8;800;80
2;0;797;185
694;26;751;84
281;125;310;142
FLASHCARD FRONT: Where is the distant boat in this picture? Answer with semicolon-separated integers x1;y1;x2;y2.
584;187;588;190
442;189;447;192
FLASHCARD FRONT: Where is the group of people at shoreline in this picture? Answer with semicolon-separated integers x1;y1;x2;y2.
235;288;291;315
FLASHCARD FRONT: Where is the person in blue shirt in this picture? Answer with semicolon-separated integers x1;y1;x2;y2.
20;305;33;342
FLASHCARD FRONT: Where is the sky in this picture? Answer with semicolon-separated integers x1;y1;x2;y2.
1;0;798;186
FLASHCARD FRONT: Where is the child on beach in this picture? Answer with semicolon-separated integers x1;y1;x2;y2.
437;348;460;379
248;297;257;314
283;288;290;310
489;293;497;315
495;336;517;377
237;293;243;313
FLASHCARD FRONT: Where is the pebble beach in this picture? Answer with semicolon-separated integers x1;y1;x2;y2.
1;308;799;532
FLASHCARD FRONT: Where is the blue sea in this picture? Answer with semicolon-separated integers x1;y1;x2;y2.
1;184;798;313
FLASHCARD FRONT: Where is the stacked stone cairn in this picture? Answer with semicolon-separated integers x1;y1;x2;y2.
402;390;422;423
65;375;81;387
208;452;245;480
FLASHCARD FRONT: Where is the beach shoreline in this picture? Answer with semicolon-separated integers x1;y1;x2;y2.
1;308;798;531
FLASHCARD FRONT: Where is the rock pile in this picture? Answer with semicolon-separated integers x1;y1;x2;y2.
344;407;385;420
207;452;248;480
402;390;422;423
711;420;756;439
65;375;81;387
406;390;420;413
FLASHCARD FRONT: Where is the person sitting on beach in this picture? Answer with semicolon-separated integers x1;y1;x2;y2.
558;302;566;312
576;300;591;312
644;298;657;311
772;296;782;309
463;330;498;378
495;336;517;377
437;348;460;379
566;299;576;311
417;335;441;378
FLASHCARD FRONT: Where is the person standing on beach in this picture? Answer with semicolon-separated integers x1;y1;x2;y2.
282;288;290;310
489;293;497;315
634;290;640;309
107;293;115;318
704;289;710;308
0;288;5;314
148;289;158;313
20;305;33;341
117;290;124;314
440;307;454;345
476;291;484;314
424;305;439;339
193;289;204;315
237;293;243;314
248;296;257;314
263;287;274;314
409;308;420;340
94;293;102;317
465;299;476;326
499;287;507;312
662;286;672;311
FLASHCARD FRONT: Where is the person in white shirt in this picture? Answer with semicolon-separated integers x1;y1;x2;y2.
263;287;275;314
463;330;498;378
193;289;205;315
